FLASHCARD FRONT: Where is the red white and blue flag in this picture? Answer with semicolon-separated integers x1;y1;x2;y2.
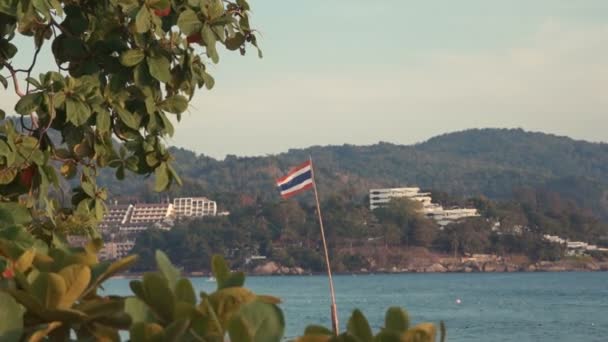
276;160;314;198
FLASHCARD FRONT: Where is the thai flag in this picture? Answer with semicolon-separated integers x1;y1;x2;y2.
276;160;314;198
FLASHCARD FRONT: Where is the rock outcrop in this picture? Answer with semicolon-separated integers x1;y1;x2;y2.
425;263;447;273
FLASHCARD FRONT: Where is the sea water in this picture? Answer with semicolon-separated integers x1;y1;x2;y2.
104;272;608;341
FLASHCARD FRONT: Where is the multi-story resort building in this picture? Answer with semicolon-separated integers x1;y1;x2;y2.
98;240;136;260
369;187;479;227
100;197;218;233
369;187;429;210
129;203;174;223
173;197;217;217
98;204;132;232
93;196;220;259
99;203;174;233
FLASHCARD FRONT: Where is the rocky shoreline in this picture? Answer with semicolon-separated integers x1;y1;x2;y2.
249;259;608;276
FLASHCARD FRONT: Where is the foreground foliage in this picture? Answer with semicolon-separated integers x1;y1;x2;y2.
0;0;260;239
0;231;287;341
0;233;444;341
297;307;446;342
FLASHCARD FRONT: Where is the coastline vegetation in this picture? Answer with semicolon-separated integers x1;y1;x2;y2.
129;188;607;273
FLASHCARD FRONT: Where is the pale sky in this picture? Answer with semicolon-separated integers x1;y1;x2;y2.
3;1;608;158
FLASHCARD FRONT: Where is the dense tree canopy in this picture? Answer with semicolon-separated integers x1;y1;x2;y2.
0;0;260;238
129;190;608;273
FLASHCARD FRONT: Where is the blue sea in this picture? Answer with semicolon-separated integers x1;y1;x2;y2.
104;272;608;341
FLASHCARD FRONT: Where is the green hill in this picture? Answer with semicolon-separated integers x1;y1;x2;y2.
100;128;608;220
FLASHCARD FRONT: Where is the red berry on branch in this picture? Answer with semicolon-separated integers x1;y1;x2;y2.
2;267;14;279
19;165;37;188
187;33;202;44
154;7;171;17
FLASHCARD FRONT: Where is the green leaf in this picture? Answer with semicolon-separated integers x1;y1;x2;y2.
96;108;111;133
75;298;125;319
158;112;175;137
225;33;245;51
164;318;190;341
207;0;224;18
402;323;437;342
159;95;188;114
154;162;170;192
115;106;141;130
0;0;18;16
174;278;196;305
142;272;175;322
347;309;373;342
63;5;88;35
125;297;155;324
223;271;246;289
0;167;17;184
81;181;96;197
30;272;67;309
130;322;165;342
66;97;91;126
384;307;410;333
0;202;32;226
0;140;10;156
303;325;333;336
0;292;24;342
148;0;170;10
0;39;17;60
25;77;42;89
177;9;202;36
13;249;35;273
201;70;215;89
48;0;63;16
147;55;171;83
155;250;180;289
57;264;91;309
211;254;230;289
227;301;285;342
130;280;147;300
116;165;126;180
202;25;219;63
374;330;402;342
0;75;7;89
120;49;146;67
14;92;43;115
95;198;105;220
167;162;182;186
237;0;250;11
85;255;139;298
135;6;152;33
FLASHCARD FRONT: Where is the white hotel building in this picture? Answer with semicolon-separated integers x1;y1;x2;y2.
173;197;217;217
370;187;479;226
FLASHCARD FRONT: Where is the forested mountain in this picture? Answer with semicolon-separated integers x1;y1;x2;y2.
100;128;608;221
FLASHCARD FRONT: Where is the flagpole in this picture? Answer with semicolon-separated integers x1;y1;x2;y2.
309;155;339;335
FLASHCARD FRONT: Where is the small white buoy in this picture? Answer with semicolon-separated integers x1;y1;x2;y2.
456;298;462;304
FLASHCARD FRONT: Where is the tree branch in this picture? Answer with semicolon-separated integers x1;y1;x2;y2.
2;63;25;97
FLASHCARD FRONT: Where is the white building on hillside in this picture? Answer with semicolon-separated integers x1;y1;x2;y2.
432;208;480;226
370;187;479;226
129;203;174;223
99;204;133;232
543;234;608;255
173;197;217;218
370;187;424;210
99;240;136;260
